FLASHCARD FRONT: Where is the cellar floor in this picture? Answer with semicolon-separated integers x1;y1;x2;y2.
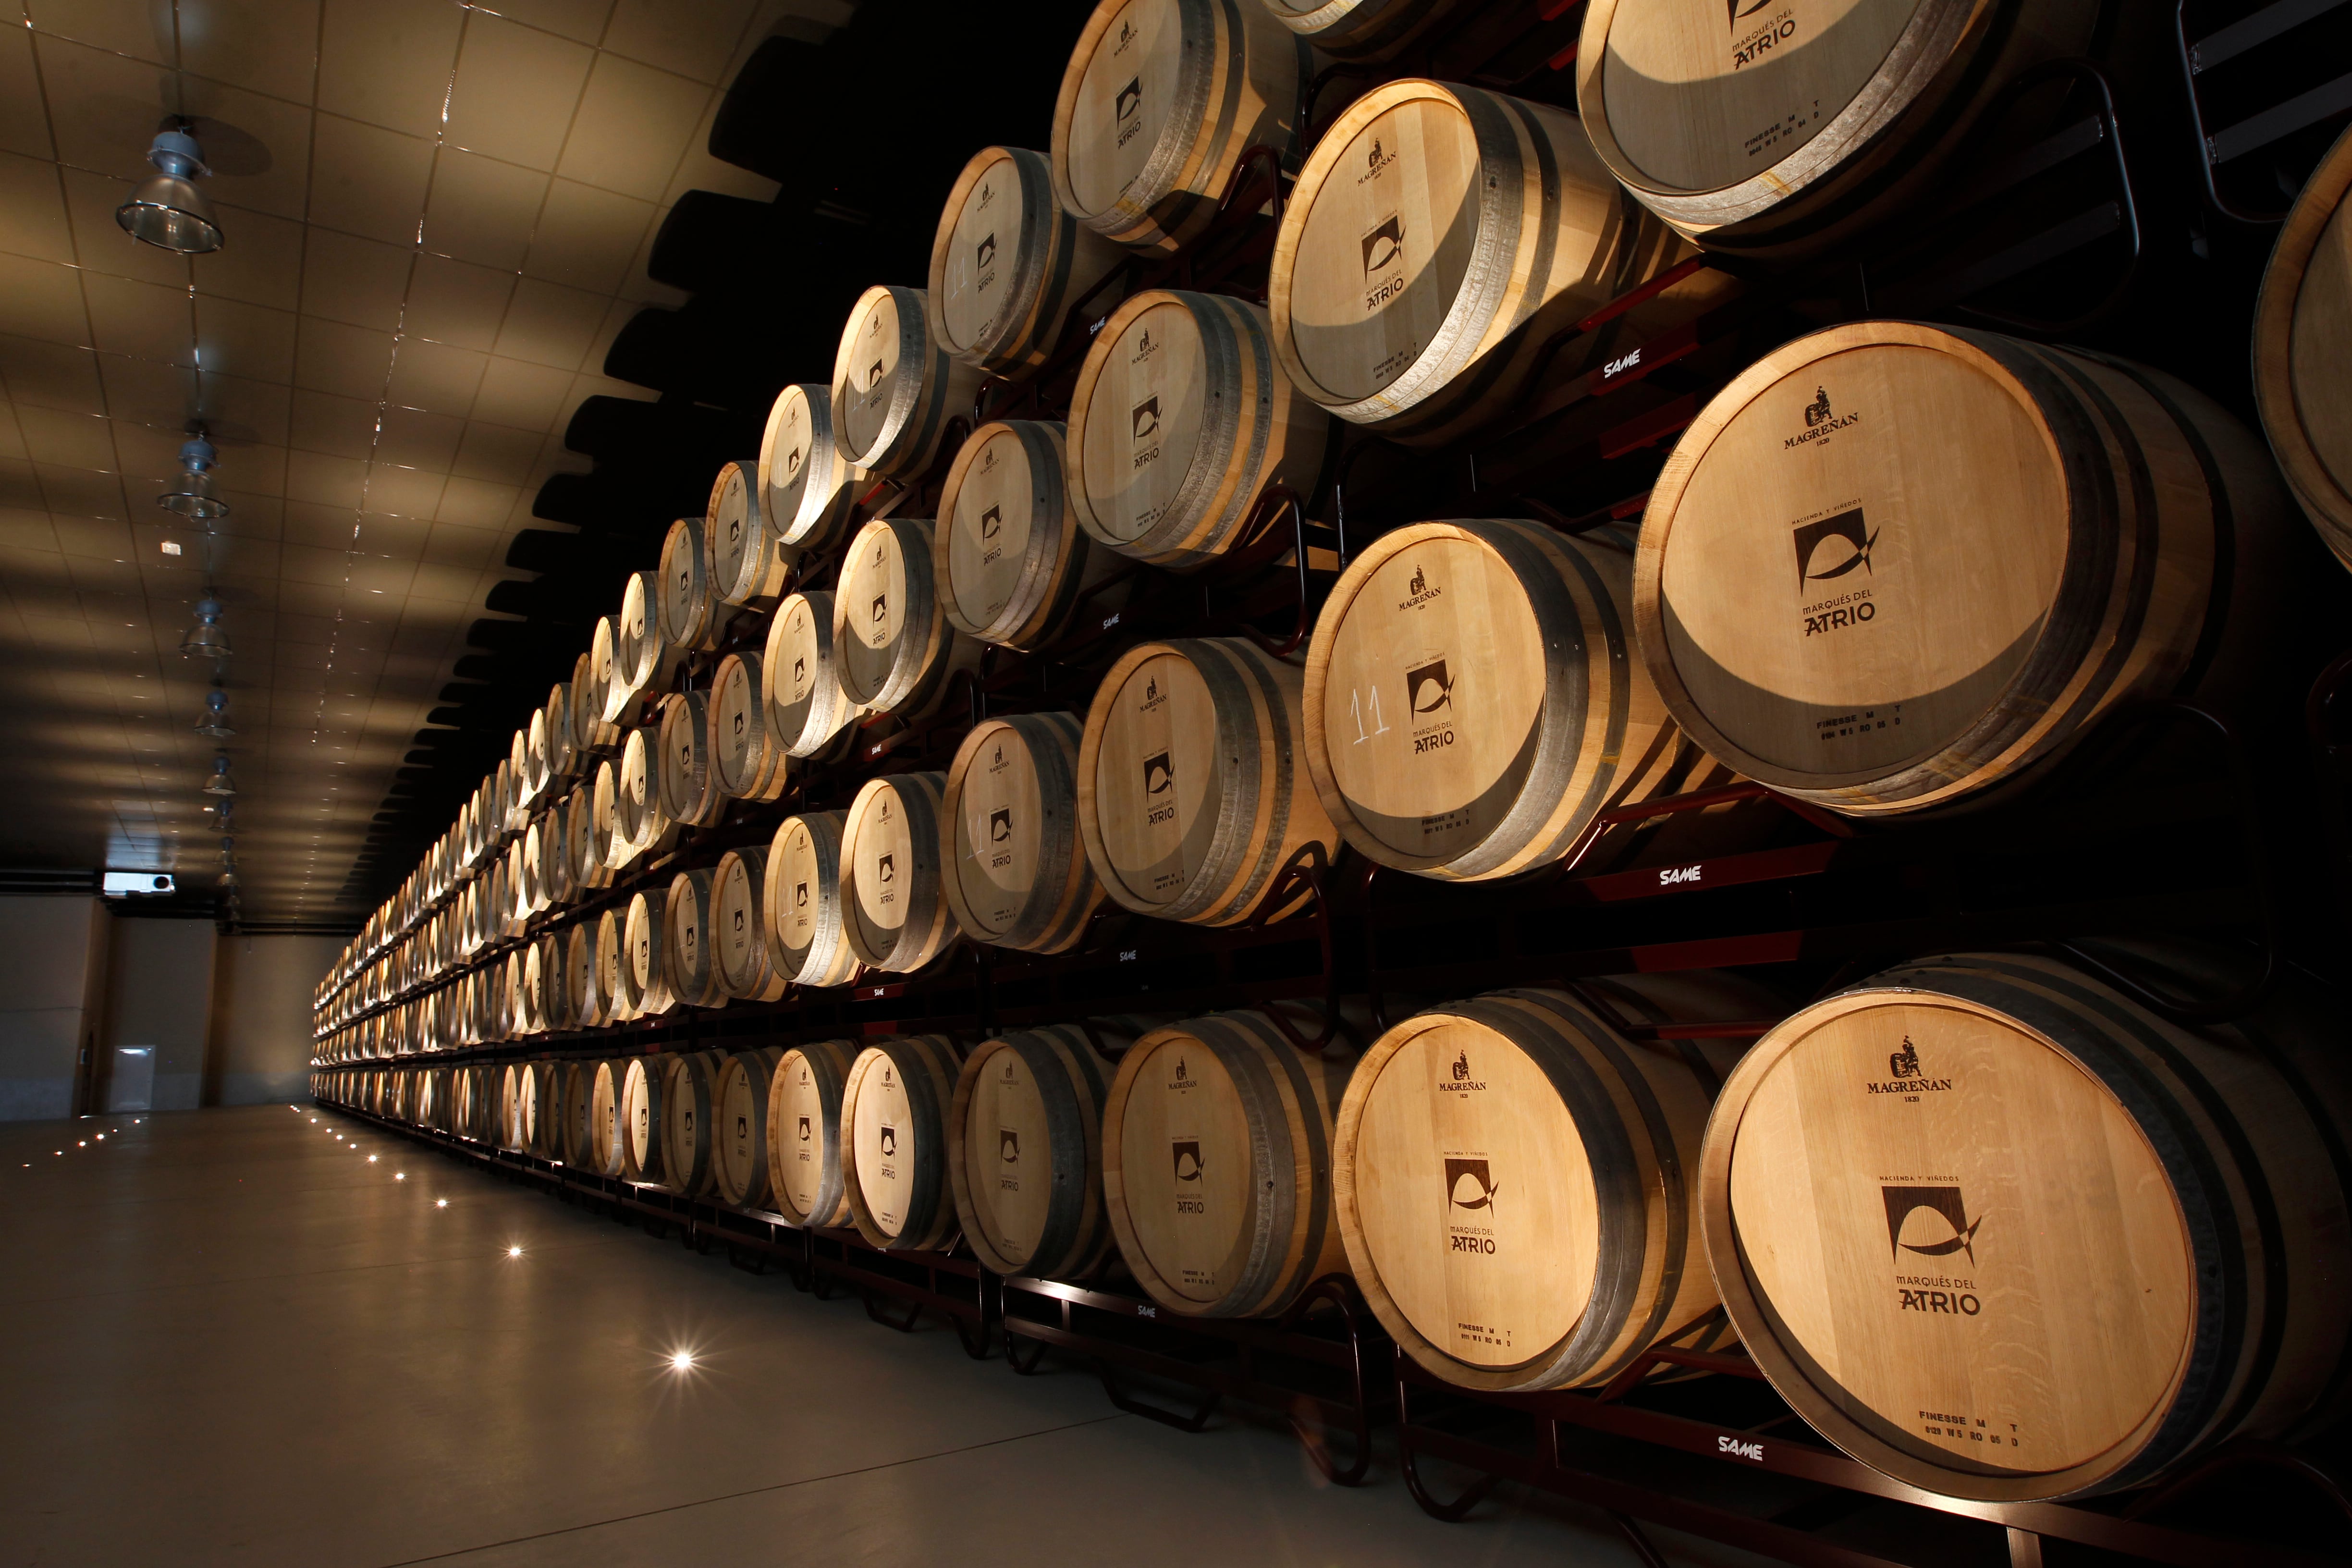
0;1104;1771;1568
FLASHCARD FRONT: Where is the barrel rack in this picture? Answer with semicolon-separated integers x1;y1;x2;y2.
325;1098;2345;1568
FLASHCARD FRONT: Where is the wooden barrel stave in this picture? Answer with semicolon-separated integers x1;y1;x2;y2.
834;516;986;721
929;145;1129;377
841;772;960;974
713;845;787;1002
760;384;865;552
2254;122;2352;573
714;1046;786;1210
664;868;725;1010
936;420;1120;650
764;811;863;989
766;1038;859;1227
943;713;1105;954
831;284;984;480
765;591;869;760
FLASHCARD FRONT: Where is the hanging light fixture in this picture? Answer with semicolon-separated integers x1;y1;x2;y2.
204;757;237;797
115;128;223;255
195;686;234;739
159;435;230;521
180;596;231;659
216;870;237;889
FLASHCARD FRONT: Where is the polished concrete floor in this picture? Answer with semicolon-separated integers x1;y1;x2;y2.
0;1104;1767;1567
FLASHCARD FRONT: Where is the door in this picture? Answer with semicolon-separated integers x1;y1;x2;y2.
107;1047;154;1112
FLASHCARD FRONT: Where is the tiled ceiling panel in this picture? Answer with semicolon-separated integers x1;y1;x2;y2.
0;0;852;928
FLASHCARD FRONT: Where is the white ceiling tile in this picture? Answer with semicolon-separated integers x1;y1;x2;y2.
34;35;178;183
280;541;353;586
194;293;297;383
176;0;322;105
286;389;380;461
556;53;707;202
208;487;284;539
360;460;444;518
23;0;173;69
483;0;616;48
385;335;487;415
283;500;358;550
491;276;602;371
5;335;108;412
0;458;43;512
350;510;431;558
16;403;117;472
318;0;466;140
307;114;434;248
294;226;414;333
58;164;195;287
346;555;418;597
293;316;394;400
194;368;291;445
443;15;594;173
433;476;519;528
191;201;307;310
601;0;754;83
175;76;317;224
421;147;547;270
521;176;651;293
401;251;514;351
285;448;366;508
448;420;543;485
0;23;57;161
112;419;191;480
84;272;196;363
0;404;24;461
373;403;464;471
209;440;288;499
469;355;572;431
408;560;486;600
0;252;96;346
40;466;130;521
0;150;74;264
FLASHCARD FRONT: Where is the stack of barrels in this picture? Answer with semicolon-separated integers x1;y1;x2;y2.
307;0;2352;1517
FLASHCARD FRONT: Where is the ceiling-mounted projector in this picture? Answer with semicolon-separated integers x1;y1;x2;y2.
102;872;175;897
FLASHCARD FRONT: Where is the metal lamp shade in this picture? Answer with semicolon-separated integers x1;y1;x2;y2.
116;172;223;254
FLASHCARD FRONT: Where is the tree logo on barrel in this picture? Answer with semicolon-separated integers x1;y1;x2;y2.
878;853;895;884
871;591;889;626
1142;751;1173;796
1172;1139;1203;1181
1445;1158;1499;1210
793;655;807;684
1000;1128;1019;1163
867;358;884;391
1360;214;1405;278
980;504;1001;541
732;908;745;934
786;445;802;476
880;1124;896;1156
990;808;1012;843
1883;1185;1982;1263
1792;507;1877;589
798;1114;811;1141
976;232;997;271
1116;77;1141;122
1131;397;1161;441
1406;657;1454;717
796;881;809;907
735;1114;748;1142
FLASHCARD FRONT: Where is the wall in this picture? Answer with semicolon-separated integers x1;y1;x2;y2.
99;918;220;1113
0;896;107;1121
207;934;341;1106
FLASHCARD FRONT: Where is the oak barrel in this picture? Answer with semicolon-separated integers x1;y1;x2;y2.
663;868;723;1010
1102;1008;1354;1317
765;1038;859;1228
1575;0;2105;259
928;145;1127;376
833;516;984;720
621;1055;664;1184
2254;122;2352;572
625;885;677;1017
936;420;1115;649
1067;290;1329;571
764;811;862;989
566;919;609;1029
841;1034;966;1252
942;713;1104;954
1079;637;1337;925
760;383;864;551
712;846;787;1002
612;570;679;719
658;515;734;654
708;458;793;606
1701;949;2352;1501
1336;978;1767;1393
587;616;625;735
1269;79;1714;448
764;591;867;759
598;905;638;1022
950;1019;1149;1279
562;1061;596;1166
1051;0;1306;254
714;1045;786;1211
614;727;680;861
1306;519;1716;881
1633;323;2295;816
661;1049;727;1198
841;772;961;974
588;1059;628;1178
830;284;983;480
1256;0;1458;59
710;652;788;802
656;691;724;830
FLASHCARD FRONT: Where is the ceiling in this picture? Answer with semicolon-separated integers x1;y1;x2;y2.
0;0;852;928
